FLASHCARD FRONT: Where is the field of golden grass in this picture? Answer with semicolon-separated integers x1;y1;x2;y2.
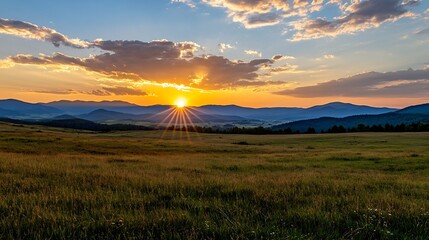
0;122;428;239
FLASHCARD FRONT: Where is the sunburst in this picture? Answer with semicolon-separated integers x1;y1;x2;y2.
155;97;204;141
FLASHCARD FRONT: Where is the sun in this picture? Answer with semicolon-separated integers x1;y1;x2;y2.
174;97;187;108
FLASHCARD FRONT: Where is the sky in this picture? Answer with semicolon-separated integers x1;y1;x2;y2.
0;0;428;108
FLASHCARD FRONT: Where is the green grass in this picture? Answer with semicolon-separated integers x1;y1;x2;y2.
0;122;428;239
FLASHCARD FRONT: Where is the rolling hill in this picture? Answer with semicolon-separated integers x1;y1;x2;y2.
78;109;247;123
186;102;396;121
273;103;429;132
0;99;422;125
44;100;170;115
0;99;63;117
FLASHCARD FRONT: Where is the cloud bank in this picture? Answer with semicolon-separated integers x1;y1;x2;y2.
276;68;429;97
291;0;417;41
0;19;294;91
0;18;90;48
174;0;420;40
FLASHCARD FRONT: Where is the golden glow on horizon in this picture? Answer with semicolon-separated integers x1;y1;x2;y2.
155;101;206;141
0;64;423;109
175;97;187;108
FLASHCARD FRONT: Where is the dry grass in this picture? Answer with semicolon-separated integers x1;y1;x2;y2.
0;122;428;239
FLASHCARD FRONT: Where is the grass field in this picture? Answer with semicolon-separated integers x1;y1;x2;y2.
0;122;428;239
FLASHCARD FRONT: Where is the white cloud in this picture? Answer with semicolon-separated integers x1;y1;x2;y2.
244;49;262;57
173;0;419;41
276;68;429;97
171;0;195;8
316;54;335;61
218;43;234;52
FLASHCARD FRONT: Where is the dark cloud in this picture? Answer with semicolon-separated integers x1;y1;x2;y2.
292;0;416;40
32;86;146;96
276;68;429;97
101;86;147;96
33;89;75;95
415;28;429;35
272;54;295;60
199;0;315;28
0;18;294;89
6;40;279;90
243;12;282;28
0;18;89;48
86;86;147;96
180;0;418;39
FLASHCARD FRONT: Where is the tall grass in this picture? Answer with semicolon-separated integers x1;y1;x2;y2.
0;122;428;239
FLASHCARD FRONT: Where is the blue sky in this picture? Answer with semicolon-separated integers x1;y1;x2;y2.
0;0;428;107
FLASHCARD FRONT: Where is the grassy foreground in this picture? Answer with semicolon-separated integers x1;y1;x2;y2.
0;122;428;239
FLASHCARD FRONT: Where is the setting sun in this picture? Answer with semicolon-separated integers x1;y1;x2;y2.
175;97;187;108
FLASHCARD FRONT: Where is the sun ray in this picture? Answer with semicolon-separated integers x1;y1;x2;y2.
172;108;181;139
186;107;205;123
156;97;208;141
180;109;191;142
157;107;177;128
161;109;179;138
183;109;201;140
151;107;176;119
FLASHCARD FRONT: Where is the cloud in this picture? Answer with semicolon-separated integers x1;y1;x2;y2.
315;54;335;60
0;18;295;90
415;28;429;35
5;40;279;90
33;89;76;95
290;0;416;41
32;86;147;96
171;0;195;8
173;1;419;40
218;43;234;52
276;68;429;97
200;0;294;28
267;64;300;74
88;86;147;96
272;54;295;61
244;49;262;57
102;86;147;96
238;12;282;28
0;18;90;48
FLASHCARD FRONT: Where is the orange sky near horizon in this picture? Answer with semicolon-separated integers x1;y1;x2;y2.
1;1;429;108
0;59;428;109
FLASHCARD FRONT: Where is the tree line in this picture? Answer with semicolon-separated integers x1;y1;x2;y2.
166;122;429;135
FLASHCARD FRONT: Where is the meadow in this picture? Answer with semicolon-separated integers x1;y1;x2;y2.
0;122;428;239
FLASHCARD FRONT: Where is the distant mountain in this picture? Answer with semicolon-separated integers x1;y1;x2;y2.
78;108;247;123
304;102;395;117
0;99;63;117
45;100;170;115
79;109;141;122
0;118;152;132
273;103;429;132
198;102;396;121
0;107;21;117
0;99;408;123
44;100;397;121
50;114;78;120
395;103;429;114
197;105;301;121
1;98;427;132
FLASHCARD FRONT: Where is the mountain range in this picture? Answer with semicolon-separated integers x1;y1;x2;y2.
273;104;429;132
0;99;427;131
0;99;397;123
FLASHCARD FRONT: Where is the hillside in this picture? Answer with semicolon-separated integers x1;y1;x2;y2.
0;99;62;117
273;103;429;132
0;118;152;132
